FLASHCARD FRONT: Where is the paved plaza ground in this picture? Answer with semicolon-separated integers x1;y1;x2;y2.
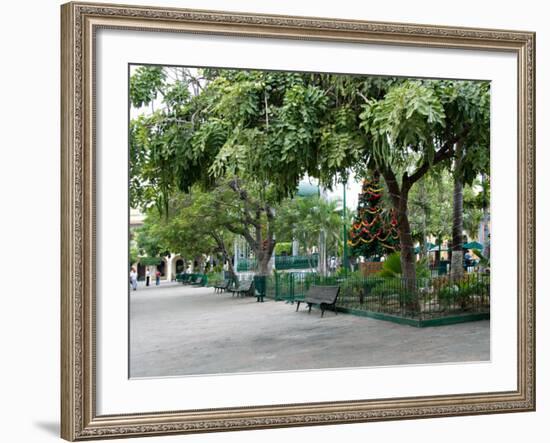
129;282;490;378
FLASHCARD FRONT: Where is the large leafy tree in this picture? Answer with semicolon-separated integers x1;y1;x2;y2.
129;67;280;276
134;210;171;259
154;190;235;276
202;74;490;286
129;66;490;290
129;66;220;212
166;179;279;277
357;80;489;285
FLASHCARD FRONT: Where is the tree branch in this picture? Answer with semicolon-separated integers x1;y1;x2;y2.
357;90;369;103
405;144;454;190
381;167;403;210
223;222;258;251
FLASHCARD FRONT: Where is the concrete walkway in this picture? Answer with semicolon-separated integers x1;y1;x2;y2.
130;284;490;378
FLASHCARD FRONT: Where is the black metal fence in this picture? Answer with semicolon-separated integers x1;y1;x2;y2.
264;272;490;320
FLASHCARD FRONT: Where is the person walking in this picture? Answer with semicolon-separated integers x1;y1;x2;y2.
146;268;150;286
155;270;161;286
129;267;138;291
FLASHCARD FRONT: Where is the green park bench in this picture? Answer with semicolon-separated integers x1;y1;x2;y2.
191;275;206;286
214;280;230;293
229;280;254;297
176;273;190;284
295;285;340;317
183;274;200;285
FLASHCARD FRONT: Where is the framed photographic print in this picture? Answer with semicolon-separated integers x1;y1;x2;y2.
61;1;536;440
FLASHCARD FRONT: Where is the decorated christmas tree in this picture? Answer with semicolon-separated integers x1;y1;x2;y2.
348;173;400;259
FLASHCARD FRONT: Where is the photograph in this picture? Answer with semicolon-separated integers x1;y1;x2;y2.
128;65;491;378
58;2;536;440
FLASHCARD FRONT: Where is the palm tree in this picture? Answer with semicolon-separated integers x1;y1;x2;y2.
276;196;343;274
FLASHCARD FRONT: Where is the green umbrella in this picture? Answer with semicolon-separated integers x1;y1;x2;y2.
414;242;436;254
463;241;483;250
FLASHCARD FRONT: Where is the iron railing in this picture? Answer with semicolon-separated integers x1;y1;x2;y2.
236;254;319;272
264;272;489;320
274;254;319;270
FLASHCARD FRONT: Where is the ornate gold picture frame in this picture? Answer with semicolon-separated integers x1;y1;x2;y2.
61;1;535;440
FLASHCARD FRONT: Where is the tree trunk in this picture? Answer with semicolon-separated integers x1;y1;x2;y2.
225;255;237;282
382;170;418;313
419;236;426;260
383;173;417;283
318;230;327;276
396;205;420;313
420;179;428;260
451;143;465;280
481;173;490;271
195;256;205;273
257;253;271;276
255;232;276;277
292;238;299;256
396;204;416;284
211;232;237;282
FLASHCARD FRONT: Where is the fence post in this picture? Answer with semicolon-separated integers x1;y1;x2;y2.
290;273;295;303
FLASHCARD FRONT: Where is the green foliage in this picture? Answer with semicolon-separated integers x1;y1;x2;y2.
139;256;163;266
129;246;139;266
472;249;490;268
378;252;402;278
415;258;431;280
205;270;224;286
275;196;343;257
359;81;446;169
436;274;489;309
130;67;489;210
409;171;485;245
135;211;171;258
130;66;166;108
408;170;453;243
462;183;485;238
334;266;350;277
435;81;491;184
370;279;404;298
274;242;292;255
129;67;220;211
377;252;430;279
129;66;491;283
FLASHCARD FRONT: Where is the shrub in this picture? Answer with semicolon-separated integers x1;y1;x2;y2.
436;275;488;309
377;252;431;279
378;253;402;278
274;242;293;255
